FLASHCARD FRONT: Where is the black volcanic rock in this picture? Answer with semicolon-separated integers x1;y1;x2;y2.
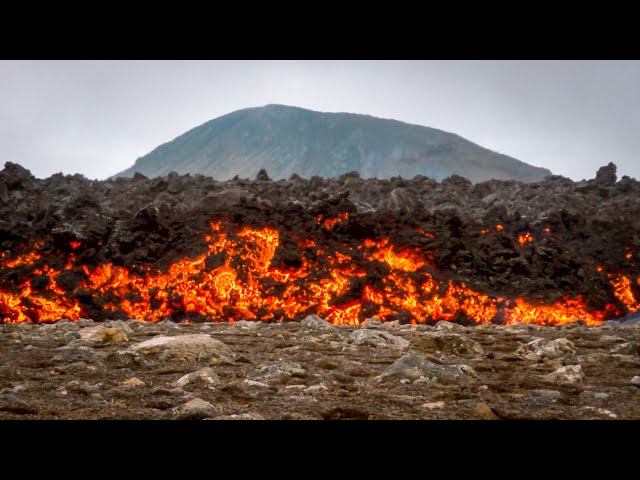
1;161;638;323
113;105;552;183
594;162;617;186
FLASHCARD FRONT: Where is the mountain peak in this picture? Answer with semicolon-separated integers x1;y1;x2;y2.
114;106;551;182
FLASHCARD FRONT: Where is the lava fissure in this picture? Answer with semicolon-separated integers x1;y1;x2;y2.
1;217;636;326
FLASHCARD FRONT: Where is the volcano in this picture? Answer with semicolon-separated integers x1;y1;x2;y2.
113;105;551;183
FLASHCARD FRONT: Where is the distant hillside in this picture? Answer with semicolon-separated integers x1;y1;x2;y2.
114;104;552;182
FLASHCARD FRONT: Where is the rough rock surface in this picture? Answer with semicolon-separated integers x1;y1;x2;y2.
348;329;409;349
300;315;336;334
78;326;129;344
1;162;640;325
516;337;576;361
0;320;640;419
411;332;484;357
172;398;218;420
130;334;234;363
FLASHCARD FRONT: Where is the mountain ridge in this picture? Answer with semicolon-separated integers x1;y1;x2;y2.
114;104;552;182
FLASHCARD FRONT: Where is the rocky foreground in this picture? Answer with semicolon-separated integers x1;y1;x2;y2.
1;317;639;420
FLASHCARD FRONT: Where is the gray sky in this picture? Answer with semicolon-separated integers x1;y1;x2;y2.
1;60;638;181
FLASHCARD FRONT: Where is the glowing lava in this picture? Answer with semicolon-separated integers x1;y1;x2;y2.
316;212;349;230
0;219;637;325
517;232;533;246
610;274;639;313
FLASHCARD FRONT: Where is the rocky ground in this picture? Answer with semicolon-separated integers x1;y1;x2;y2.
1;316;639;420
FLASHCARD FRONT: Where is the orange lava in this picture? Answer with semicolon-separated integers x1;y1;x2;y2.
503;296;615;326
316;212;349;230
517;232;533;246
496;224;504;231
609;274;639;313
0;220;637;325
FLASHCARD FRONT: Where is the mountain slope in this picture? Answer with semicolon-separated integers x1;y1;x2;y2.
114;104;552;182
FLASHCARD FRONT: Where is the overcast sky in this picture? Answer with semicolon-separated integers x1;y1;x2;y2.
0;60;638;181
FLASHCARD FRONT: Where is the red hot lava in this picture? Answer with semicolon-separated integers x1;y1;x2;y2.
1;218;638;326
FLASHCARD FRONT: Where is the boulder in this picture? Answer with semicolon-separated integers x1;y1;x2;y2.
78;326;129;344
300;315;335;334
171;398;217;420
130;334;234;363
542;365;584;386
175;367;220;387
376;354;476;385
348;329;409;349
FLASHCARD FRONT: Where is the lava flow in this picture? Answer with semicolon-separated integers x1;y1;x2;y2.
1;218;638;325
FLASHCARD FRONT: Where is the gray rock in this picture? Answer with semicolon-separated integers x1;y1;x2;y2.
631;376;640;385
75;318;96;328
561;354;580;366
598;335;625;344
300;314;335;333
63;331;81;344
172;398;218;420
412;332;484;357
243;379;270;388
102;320;135;334
363;317;383;328
516;337;576;361
434;321;467;332
175;367;220;387
258;362;307;385
594;162;617;186
130;334;234;363
78;325;129;344
381;320;401;329
104;350;153;369
232;320;263;330
581;406;618;419
580;391;609;400
220;381;266;400
348;329;409;349
482;193;499;206
610;342;639;355
542;365;584;386
422;401;446;410
376;354;476;385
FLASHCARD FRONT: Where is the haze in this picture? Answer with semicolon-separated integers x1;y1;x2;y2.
0;60;638;181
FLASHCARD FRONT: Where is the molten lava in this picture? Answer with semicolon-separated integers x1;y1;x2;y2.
609;274;639;313
517;232;533;246
316;212;349;230
0;217;637;325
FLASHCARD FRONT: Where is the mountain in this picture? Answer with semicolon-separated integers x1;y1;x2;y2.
114;104;552;182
